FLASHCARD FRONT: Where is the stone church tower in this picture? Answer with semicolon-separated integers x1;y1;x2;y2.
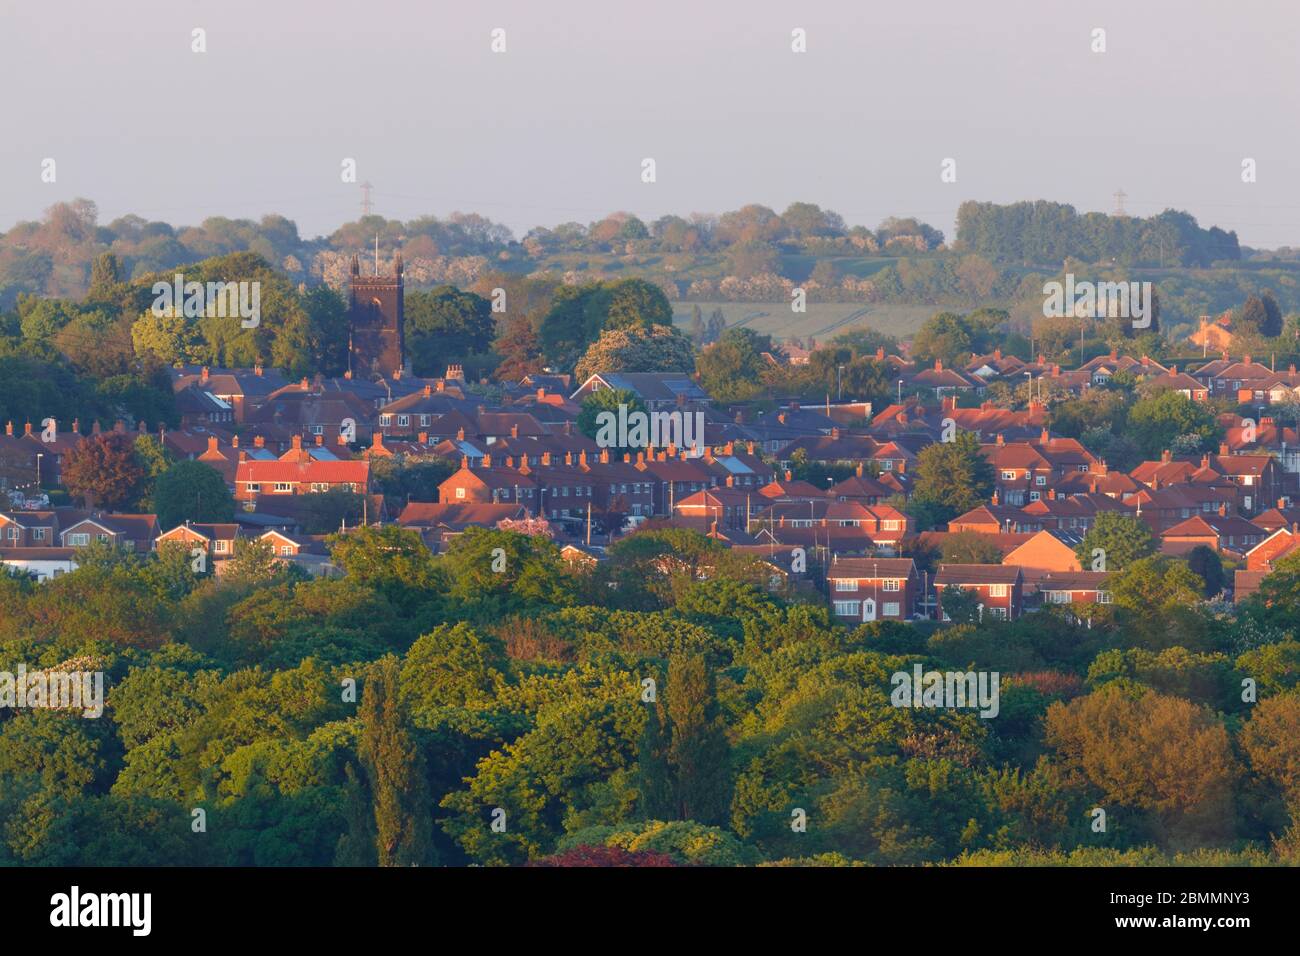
348;248;405;378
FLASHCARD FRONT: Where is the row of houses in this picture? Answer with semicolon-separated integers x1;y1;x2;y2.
4;350;1300;625
0;507;333;580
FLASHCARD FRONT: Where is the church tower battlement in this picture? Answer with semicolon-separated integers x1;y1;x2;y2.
348;244;405;379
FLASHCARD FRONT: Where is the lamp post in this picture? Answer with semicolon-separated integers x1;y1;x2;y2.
837;365;845;402
35;453;43;494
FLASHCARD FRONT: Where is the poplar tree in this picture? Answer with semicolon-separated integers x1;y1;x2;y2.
665;652;732;825
358;657;437;866
637;695;674;820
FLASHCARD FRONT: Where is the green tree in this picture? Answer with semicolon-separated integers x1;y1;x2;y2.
1127;391;1219;459
224;536;290;587
603;278;672;330
1185;544;1225;597
664;652;731;825
637;698;674;820
1075;513;1157;572
358;656;437;866
440;526;577;615
298;489;365;534
908;431;995;530
1246;551;1300;628
1044;685;1238;844
911;312;973;367
152;460;234;529
574;324;695;382
405;285;494;377
694;328;770;403
576;388;647;452
941;530;1005;565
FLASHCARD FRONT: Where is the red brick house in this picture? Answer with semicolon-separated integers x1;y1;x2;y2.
827;556;919;623
437;455;540;508
235;449;370;504
1025;570;1112;608
934;564;1024;621
156;522;243;560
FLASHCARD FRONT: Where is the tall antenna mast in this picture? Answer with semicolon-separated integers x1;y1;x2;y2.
1112;188;1127;216
360;181;374;217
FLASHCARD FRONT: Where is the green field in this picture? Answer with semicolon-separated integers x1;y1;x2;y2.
672;301;935;343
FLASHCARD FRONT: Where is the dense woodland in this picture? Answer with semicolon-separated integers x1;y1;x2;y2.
1;525;1299;866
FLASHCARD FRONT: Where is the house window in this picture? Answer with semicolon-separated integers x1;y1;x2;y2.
274;482;292;493
5;527;17;540
32;528;47;541
215;540;228;553
398;415;409;427
989;607;1008;620
280;546;293;556
248;483;260;493
989;584;1008;597
310;425;323;435
68;533;89;546
833;601;861;616
883;602;900;617
1029;491;1041;502
420;415;430;426
1001;470;1016;480
455;487;466;500
1098;591;1113;604
1036;476;1047;486
882;579;900;592
379;415;392;426
883;520;901;531
834;579;858;591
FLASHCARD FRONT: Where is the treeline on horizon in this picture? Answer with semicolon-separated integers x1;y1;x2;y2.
955;200;1242;268
0;197;1259;308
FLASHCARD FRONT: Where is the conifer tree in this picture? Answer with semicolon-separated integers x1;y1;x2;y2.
665;652;732;825
359;657;437;866
637;694;674;820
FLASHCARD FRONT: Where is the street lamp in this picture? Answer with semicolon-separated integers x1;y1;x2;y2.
35;453;43;494
837;365;845;402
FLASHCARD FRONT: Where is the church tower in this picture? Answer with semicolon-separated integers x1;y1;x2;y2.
348;244;405;379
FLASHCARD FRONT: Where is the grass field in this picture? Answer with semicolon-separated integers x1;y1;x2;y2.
671;301;935;342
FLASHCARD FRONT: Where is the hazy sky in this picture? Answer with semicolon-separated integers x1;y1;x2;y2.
3;0;1298;246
